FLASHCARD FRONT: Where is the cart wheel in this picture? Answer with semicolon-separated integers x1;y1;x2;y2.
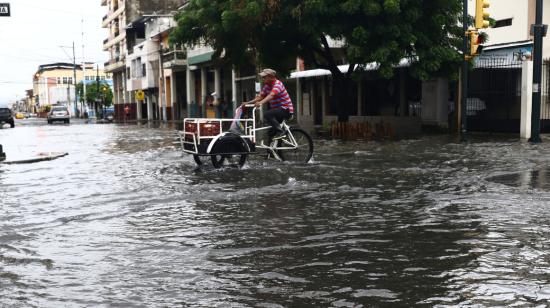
211;155;226;168
210;133;249;169
278;128;313;163
193;155;204;166
211;154;247;168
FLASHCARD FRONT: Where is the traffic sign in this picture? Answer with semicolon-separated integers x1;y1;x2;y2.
135;90;145;101
0;3;10;17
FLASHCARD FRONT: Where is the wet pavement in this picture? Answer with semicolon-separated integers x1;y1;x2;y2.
1;118;550;307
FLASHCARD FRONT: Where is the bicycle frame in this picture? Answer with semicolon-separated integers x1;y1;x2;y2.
179;104;301;161
243;106;301;161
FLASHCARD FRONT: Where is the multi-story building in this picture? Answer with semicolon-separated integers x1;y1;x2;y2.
33;63;111;117
470;0;550;61
101;0;187;121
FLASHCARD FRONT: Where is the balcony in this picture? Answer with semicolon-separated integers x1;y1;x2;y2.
103;32;126;51
104;57;125;73
101;5;125;28
162;49;187;69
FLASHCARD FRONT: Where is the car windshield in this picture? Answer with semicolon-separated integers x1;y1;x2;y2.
52;107;66;112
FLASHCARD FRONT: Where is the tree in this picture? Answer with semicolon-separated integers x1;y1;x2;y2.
76;82;113;118
76;82;113;106
171;0;463;122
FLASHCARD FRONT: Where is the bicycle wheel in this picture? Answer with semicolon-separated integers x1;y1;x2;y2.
279;128;313;163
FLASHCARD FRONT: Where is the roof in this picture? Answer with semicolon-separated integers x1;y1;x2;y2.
482;40;533;52
289;58;412;79
36;63;81;74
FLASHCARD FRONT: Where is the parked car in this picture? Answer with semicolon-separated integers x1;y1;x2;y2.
47;106;70;124
0;107;15;128
15;112;25;119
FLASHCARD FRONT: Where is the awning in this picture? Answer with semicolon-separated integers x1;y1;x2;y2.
188;51;215;66
289;59;411;79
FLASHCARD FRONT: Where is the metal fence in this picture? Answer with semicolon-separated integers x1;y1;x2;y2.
467;59;522;132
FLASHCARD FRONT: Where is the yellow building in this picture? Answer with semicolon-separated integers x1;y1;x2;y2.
33;63;111;116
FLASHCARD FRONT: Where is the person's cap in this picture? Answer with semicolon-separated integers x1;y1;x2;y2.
259;68;277;77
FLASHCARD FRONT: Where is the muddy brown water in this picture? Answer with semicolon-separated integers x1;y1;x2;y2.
1;119;550;307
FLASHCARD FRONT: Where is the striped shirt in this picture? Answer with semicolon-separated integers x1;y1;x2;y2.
260;79;294;113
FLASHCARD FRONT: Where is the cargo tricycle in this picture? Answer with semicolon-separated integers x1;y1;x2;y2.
178;105;313;168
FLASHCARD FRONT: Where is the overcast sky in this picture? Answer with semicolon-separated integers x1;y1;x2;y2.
0;0;107;104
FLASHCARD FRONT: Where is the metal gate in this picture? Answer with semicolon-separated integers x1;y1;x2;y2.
541;60;550;132
467;59;522;133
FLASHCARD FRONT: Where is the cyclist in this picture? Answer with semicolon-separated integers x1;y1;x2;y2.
243;68;294;139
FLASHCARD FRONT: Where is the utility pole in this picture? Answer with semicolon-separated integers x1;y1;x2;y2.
96;64;100;119
158;33;167;122
460;0;469;141
529;0;545;143
72;42;78;118
81;19;87;119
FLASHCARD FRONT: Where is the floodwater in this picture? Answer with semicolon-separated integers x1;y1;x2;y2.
1;119;550;307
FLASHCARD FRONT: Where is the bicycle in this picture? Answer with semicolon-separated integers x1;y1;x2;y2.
178;105;313;168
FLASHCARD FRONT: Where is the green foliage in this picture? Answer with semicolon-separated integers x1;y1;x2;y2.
76;82;113;107
171;0;463;80
170;0;465;121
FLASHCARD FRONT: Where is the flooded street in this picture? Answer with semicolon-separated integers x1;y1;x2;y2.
1;119;550;307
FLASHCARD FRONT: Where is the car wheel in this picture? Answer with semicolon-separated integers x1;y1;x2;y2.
9;120;14;128
47;120;52;124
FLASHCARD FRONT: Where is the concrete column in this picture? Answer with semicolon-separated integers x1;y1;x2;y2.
186;66;196;117
136;94;142;121
214;68;221;117
399;69;407;116
421;78;449;127
322;79;327;117
171;73;177;120
147;95;154;121
521;61;534;139
296;78;302;117
357;78;362;116
201;67;207;117
162;78;168;122
231;68;237;111
123;70;128;105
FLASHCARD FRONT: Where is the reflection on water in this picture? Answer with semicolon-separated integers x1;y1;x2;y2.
489;168;550;190
1;121;550;307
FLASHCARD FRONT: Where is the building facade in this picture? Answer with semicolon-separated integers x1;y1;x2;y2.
33;63;110;117
101;0;187;121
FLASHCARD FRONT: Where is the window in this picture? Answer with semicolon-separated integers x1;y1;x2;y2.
68;77;73;84
142;64;146;77
101;76;106;80
63;77;68;84
57;77;61;84
494;18;512;28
